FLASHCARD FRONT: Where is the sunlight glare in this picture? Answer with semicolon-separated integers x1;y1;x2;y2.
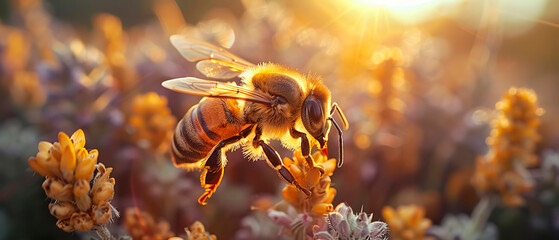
349;0;461;24
356;0;438;8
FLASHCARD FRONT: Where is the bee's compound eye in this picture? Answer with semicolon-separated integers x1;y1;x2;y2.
302;97;325;137
308;100;323;123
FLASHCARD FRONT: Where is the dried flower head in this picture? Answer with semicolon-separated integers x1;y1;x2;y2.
127;92;177;153
382;205;433;240
313;202;389;240
281;150;337;216
472;87;543;207
124;208;175;240
27;129;117;233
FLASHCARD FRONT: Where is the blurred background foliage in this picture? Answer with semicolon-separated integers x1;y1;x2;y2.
1;0;559;239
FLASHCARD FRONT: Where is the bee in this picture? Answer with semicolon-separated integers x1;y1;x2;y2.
162;35;348;205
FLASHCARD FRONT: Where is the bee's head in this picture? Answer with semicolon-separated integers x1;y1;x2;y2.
301;84;348;167
301;93;330;152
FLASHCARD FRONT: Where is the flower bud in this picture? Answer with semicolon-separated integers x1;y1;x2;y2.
74;149;97;181
306;167;322;187
282;185;300;204
42;177;73;202
51;142;62;161
49;201;77;220
321;159;337;175
36;151;61;177
92;181;114;205
189;221;205;233
56;218;75;232
28;157;52;177
71;212;94;231
59;132;77;182
312;203;333;214
73;179;92;211
70;129;86;150
38;141;53;152
92;202;112;225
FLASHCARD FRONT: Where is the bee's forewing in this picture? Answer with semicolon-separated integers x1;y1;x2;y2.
170;35;255;79
162;77;273;105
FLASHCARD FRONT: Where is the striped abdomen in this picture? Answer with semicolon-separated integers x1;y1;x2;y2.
171;98;246;168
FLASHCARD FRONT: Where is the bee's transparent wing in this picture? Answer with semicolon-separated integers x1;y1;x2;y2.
162;77;273;105
170;35;255;79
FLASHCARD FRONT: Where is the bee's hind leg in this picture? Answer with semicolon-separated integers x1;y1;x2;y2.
198;125;254;205
290;129;325;175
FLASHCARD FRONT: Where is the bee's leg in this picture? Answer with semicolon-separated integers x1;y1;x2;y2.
290;129;325;175
198;125;254;205
257;139;312;198
252;125;263;149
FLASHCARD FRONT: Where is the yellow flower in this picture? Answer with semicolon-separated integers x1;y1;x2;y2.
127;92;177;154
281;150;337;215
472;88;543;207
382;205;433;240
27;129;116;233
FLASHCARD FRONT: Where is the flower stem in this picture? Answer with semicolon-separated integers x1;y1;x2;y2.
94;226;112;240
470;195;497;235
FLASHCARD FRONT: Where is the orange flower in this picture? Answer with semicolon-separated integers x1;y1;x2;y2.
127;92;177;154
281;150;337;215
382;205;433;240
472;88;543;207
27;129;117;233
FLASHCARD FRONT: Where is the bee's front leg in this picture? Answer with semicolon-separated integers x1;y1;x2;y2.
290;129;325;175
199;125;254;205
257;139;312;198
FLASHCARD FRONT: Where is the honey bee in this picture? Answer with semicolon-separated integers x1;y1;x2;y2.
162;35;348;205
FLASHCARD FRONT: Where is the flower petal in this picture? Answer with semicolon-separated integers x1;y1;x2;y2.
70;129;86;149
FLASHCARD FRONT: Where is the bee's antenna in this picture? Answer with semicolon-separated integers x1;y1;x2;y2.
328;117;344;168
330;102;349;130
